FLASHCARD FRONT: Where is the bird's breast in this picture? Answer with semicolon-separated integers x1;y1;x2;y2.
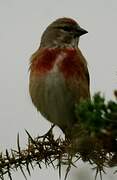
29;47;89;131
30;48;85;80
29;61;76;130
29;48;82;128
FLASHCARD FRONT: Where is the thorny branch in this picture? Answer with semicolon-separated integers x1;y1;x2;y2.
0;92;116;180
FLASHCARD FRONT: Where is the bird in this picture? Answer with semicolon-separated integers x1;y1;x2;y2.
29;17;90;138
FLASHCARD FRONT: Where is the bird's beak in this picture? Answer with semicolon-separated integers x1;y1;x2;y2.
76;26;88;36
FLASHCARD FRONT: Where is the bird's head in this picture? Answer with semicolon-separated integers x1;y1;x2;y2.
40;17;88;48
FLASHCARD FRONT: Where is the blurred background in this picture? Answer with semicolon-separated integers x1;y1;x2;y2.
0;0;116;179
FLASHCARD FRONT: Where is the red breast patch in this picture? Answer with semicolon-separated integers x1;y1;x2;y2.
30;48;84;79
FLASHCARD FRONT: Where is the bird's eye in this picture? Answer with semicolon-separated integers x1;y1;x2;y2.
62;26;73;32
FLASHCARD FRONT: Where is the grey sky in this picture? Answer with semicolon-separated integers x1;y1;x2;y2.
0;0;116;180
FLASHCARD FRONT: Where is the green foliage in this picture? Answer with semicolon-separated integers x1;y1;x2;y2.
75;92;117;135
